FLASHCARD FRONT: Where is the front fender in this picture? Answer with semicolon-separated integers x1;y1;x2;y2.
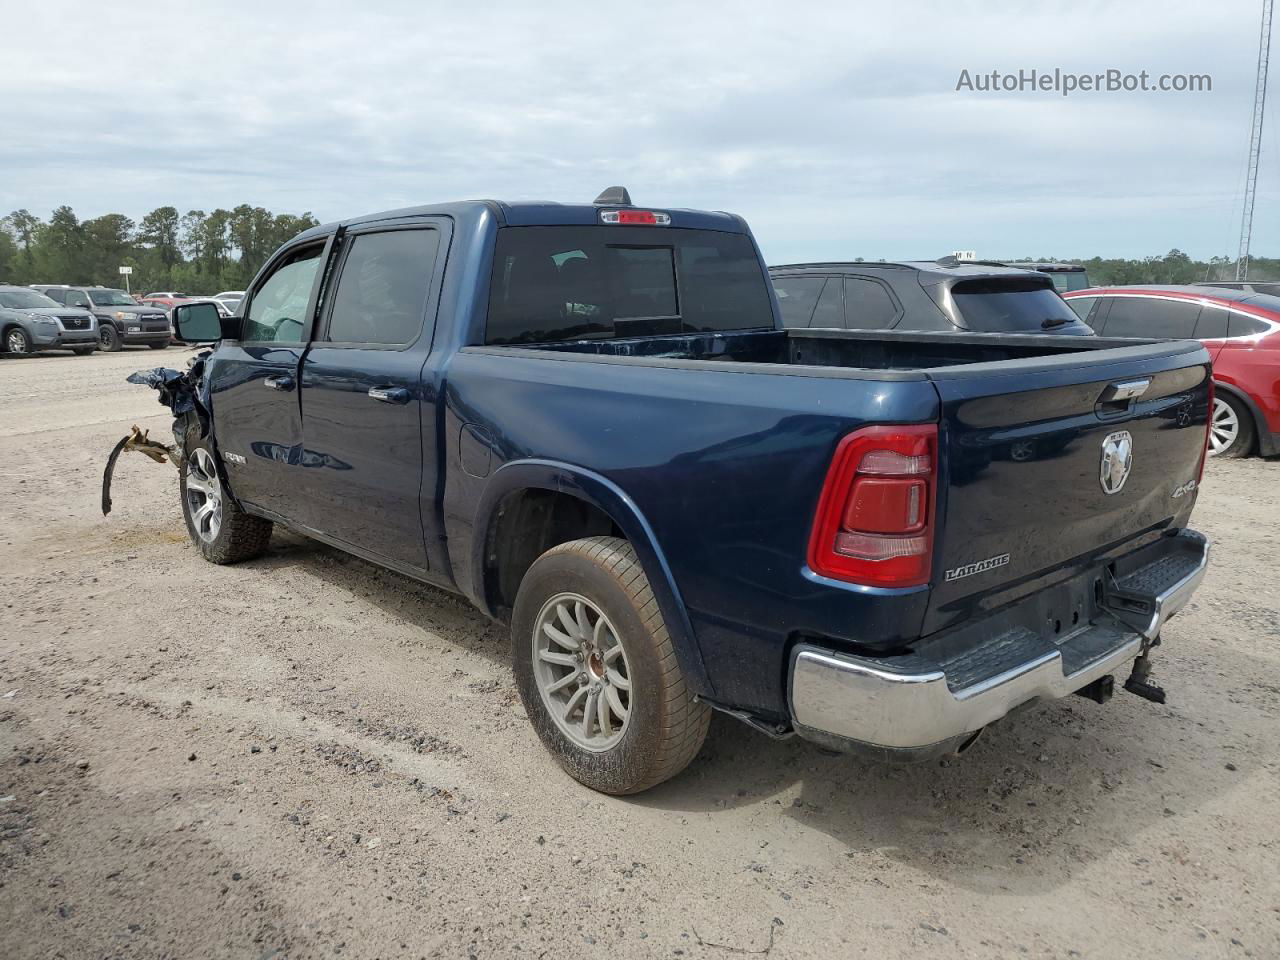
468;458;714;699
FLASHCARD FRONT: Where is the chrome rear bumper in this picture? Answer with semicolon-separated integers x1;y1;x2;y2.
789;530;1209;757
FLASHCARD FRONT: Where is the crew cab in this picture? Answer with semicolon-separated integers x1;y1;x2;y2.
160;189;1212;794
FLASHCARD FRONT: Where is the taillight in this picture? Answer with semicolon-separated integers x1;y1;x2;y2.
1197;376;1215;482
599;209;671;226
807;424;938;587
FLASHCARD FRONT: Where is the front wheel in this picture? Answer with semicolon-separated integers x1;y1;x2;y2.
148;341;168;350
5;327;33;355
72;346;95;356
181;441;273;563
99;324;122;352
512;536;710;794
1209;393;1255;459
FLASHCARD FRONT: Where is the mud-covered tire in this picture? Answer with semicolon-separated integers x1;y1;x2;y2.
512;536;710;794
98;324;122;352
180;438;273;564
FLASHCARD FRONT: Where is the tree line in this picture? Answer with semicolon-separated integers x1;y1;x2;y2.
1;207;1276;294
0;205;321;294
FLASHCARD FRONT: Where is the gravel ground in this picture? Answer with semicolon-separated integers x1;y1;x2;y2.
1;347;1278;960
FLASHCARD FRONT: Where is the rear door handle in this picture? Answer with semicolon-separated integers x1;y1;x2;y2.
264;374;295;391
368;386;411;405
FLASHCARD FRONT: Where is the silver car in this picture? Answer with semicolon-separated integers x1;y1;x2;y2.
0;286;98;355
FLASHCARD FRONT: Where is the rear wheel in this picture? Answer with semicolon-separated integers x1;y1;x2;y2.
4;327;33;355
1209;393;1254;459
512;536;710;794
181;441;273;563
98;324;122;352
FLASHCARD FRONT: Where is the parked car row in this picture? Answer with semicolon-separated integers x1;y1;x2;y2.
0;284;247;356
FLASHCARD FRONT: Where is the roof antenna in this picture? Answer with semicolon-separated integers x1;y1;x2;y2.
594;186;632;206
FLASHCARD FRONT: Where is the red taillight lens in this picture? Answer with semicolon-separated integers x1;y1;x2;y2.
807;424;938;587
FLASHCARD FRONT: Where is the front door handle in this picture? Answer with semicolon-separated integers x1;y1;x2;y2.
368;385;411;405
264;374;295;391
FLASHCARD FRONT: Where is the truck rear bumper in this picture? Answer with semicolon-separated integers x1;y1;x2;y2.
788;529;1209;759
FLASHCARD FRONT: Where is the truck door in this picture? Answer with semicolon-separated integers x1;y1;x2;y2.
294;220;449;574
206;238;331;518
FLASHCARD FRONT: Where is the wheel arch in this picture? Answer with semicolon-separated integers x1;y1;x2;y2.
470;459;713;698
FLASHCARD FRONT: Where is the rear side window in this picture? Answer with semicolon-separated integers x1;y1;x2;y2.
1066;296;1097;322
1104;297;1200;338
1193;307;1229;339
326;229;440;345
809;279;842;328
486;226;774;344
42;289;67;304
950;278;1081;332
1228;312;1272;338
843;277;898;329
772;276;825;327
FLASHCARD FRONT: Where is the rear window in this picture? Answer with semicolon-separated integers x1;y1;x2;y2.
950;278;1082;332
485;226;774;344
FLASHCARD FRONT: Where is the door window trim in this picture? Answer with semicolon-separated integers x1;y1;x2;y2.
237;235;335;346
313;218;452;352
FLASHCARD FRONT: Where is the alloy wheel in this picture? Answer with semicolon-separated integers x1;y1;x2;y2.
184;449;224;542
1209;397;1238;456
531;592;632;751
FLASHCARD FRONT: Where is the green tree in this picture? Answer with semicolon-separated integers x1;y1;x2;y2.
138;206;182;269
3;209;43;280
82;213;135;282
36;206;87;282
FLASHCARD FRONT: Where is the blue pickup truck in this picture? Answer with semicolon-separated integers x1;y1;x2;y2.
162;188;1212;794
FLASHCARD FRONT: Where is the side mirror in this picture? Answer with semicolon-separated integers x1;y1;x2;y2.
173;302;224;343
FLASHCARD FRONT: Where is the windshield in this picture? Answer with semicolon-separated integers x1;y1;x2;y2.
0;289;59;309
951;278;1085;332
87;289;136;306
486;226;774;344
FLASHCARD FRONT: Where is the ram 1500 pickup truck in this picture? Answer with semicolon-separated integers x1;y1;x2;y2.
161;188;1212;794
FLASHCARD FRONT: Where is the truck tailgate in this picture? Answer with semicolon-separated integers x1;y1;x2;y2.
923;341;1212;634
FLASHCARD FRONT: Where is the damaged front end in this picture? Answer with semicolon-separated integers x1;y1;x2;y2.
101;352;213;515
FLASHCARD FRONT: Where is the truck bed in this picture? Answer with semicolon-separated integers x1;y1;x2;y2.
501;327;1199;375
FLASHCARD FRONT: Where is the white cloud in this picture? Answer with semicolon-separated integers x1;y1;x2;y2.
0;0;1272;259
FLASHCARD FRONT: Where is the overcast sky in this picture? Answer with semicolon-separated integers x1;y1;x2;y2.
1;0;1275;262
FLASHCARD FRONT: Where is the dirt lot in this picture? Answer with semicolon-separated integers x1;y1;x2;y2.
1;347;1277;960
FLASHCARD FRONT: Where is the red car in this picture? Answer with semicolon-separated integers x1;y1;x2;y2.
140;291;195;309
1064;285;1279;458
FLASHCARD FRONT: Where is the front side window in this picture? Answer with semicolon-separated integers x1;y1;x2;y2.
87;289;135;306
1104;297;1200;338
326;229;440;345
486;226;773;344
0;289;59;309
64;290;92;308
244;245;324;343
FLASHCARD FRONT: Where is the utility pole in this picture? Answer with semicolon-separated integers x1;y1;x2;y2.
1237;0;1274;281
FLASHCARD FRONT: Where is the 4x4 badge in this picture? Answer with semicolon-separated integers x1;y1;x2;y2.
1100;430;1133;495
